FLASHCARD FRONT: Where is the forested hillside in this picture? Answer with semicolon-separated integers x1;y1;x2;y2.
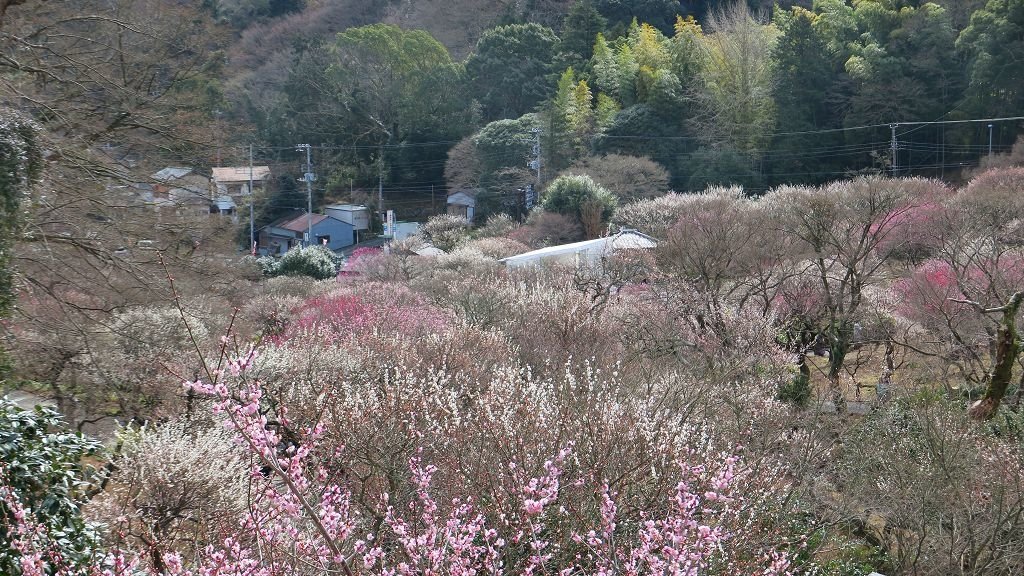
187;0;1024;227
2;1;1024;575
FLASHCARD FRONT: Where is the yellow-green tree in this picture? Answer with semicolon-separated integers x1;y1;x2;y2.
695;2;778;157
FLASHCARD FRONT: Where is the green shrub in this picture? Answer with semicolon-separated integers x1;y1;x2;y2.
778;365;812;407
542;174;617;238
0;398;102;574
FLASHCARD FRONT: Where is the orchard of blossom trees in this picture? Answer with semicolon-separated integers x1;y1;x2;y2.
4;168;1024;575
3;1;1021;573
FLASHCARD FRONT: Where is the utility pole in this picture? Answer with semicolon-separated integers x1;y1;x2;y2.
530;127;542;189
214;110;222;167
248;144;254;255
988;123;994;160
296;144;313;246
378;146;384;215
889;124;898;177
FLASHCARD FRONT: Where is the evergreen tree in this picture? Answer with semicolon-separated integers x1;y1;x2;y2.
0;398;102;575
466;23;560;121
541;173;616;238
559;0;608;71
958;0;1024;119
769;7;845;184
595;0;682;34
668;15;707;86
695;2;778;158
844;1;959;126
592;33;620;98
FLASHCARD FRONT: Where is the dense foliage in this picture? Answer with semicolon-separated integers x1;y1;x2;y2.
222;0;1024;208
0;399;101;575
541;173;617;237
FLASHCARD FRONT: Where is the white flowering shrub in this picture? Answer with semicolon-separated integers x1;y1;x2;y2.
614;189;745;239
421;214;473;251
87;419;250;565
87;305;210;420
432;247;503;273
475;213;519;238
257;245;340;280
462;236;529;259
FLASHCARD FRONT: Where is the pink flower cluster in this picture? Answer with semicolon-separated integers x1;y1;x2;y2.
0;480;51;576
356;454;504;576
893;255;1024;323
281;288;450;344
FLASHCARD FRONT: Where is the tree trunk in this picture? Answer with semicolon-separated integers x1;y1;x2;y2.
797;353;811;404
827;326;850;412
877;340;895;401
969;293;1024;420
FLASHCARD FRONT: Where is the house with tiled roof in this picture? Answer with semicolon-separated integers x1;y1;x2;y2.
257;211;354;255
210;165;272;216
446;189;478;221
211;166;271;195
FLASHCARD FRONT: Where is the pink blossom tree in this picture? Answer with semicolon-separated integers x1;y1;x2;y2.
764;177;933;409
894;168;1024;419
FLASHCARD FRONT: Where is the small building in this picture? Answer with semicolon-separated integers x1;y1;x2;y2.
446;190;477;221
324;204;371;230
258;212;354;256
324;204;371;244
210;166;270;218
211;196;237;216
499;229;657;269
211;166;271;198
391;221;420;241
147;167;212;214
153;167;194;182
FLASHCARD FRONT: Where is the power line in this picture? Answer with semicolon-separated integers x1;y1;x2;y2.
597;115;1024;142
897;116;1024;128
